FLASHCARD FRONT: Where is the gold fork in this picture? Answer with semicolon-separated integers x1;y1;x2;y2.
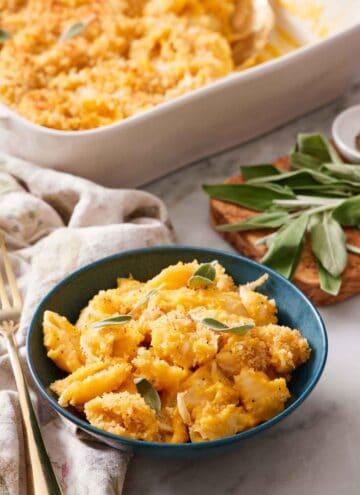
0;234;63;495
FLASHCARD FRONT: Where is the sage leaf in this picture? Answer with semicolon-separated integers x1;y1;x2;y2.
199;317;254;335
131;286;162;313
297;133;342;164
216;211;289;232
202;132;359;294
0;29;11;42
310;212;347;277
347;244;360;255
290;151;323;171
60;15;95;42
240;164;280;180
262;214;308;279
92;314;131;329
322;163;360;182
317;262;342;296
273;195;341;210
333;196;360;227
248;169;336;188
188;262;216;288
292;184;352;198
203;183;295;211
134;378;161;414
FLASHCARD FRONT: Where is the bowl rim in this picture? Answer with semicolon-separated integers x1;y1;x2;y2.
26;245;328;450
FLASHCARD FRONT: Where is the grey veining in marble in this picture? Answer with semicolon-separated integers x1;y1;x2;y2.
123;84;360;495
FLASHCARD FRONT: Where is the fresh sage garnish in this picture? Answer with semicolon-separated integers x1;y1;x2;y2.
332;196;360;227
290;151;323;171
262;214;308;279
296;133;342;164
188;261;216;288
317;262;342;296
247;168;337;187
0;29;11;42
203;132;360;295
134;378;161;414
93;285;163;328
322;163;360;182
92;315;131;329
131;286;162;313
198;317;254;335
203;183;295;211
60;15;95;42
216;210;289;232
310;212;347;278
240;164;280;180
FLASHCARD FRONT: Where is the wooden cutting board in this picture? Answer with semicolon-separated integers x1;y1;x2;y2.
210;156;360;305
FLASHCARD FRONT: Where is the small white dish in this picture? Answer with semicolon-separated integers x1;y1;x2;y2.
332;105;360;164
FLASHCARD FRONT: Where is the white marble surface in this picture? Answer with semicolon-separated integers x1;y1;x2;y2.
123;84;360;495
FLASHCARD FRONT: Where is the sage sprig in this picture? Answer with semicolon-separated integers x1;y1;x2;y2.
60;15;95;42
262;214;308;279
202;183;295;211
93;286;162;328
134;378;161;414
203;133;360;295
92;315;131;329
333;196;360;227
296;133;342;164
317;262;342;296
240;164;280;180
198;317;254;335
188;261;216;288
310;212;347;277
130;286;162;313
0;29;11;42
217;211;289;232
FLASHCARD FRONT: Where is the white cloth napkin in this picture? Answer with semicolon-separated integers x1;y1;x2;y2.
0;154;175;495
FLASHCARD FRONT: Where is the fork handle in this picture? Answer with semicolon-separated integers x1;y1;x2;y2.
5;332;63;495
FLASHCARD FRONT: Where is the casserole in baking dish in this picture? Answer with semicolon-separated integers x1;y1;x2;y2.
0;0;359;186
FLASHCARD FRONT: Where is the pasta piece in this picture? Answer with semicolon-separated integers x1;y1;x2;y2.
253;324;311;376
216;334;270;377
145;261;199;290
51;361;131;408
132;348;189;391
182;362;238;412
43;310;84;373
80;319;143;362
234;368;290;422
85;392;160;442
151;311;218;369
189;403;254;442
158;406;189;444
239;286;278;325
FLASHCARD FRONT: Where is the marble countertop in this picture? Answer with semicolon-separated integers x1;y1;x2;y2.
124;84;360;495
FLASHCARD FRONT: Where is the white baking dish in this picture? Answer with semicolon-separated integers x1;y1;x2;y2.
0;1;359;187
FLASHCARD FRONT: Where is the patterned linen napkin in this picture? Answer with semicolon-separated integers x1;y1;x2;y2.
0;154;175;495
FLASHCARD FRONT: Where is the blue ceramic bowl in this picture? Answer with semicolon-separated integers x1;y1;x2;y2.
27;246;327;458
